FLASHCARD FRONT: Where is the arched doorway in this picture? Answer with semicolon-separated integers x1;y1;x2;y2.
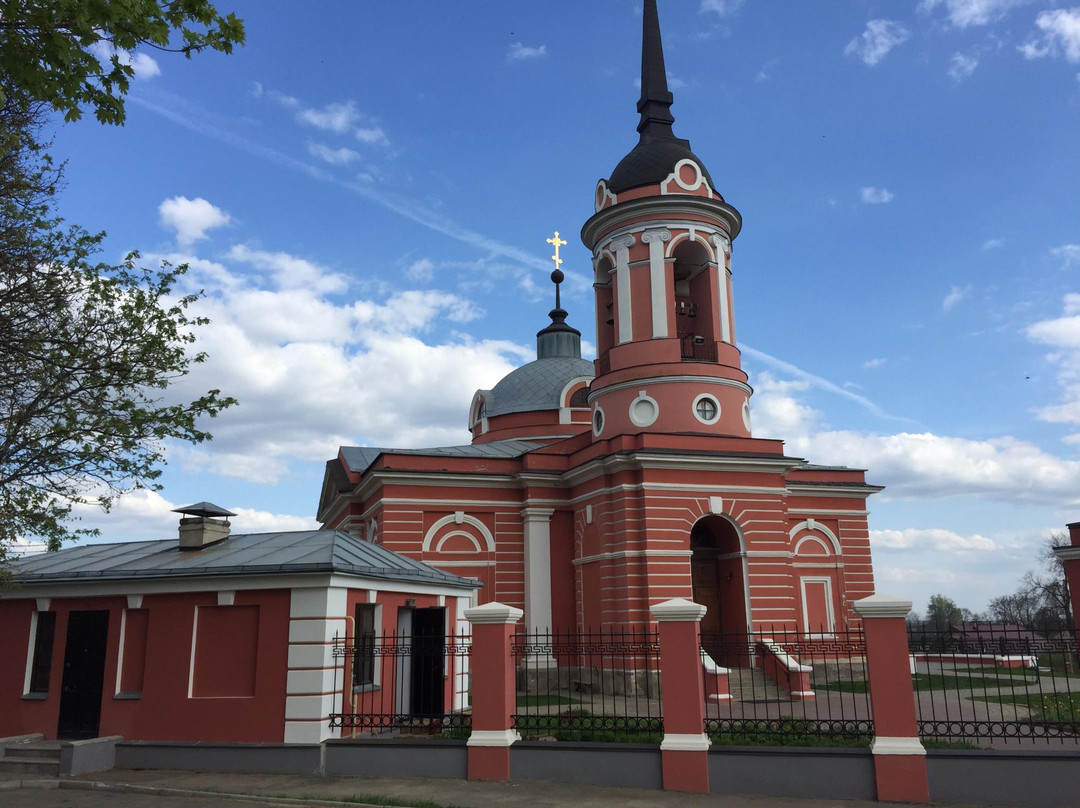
691;515;748;665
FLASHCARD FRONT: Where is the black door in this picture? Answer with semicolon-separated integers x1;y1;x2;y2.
410;607;445;717
57;610;110;740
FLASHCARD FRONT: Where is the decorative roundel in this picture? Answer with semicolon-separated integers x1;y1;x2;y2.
742;400;752;432
629;391;659;427
692;393;721;425
592;406;605;436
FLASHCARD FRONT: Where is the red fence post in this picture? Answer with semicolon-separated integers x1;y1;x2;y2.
853;593;929;804
651;598;710;794
464;602;522;781
1056;522;1080;641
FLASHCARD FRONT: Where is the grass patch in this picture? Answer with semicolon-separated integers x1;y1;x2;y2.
515;710;663;743
814;679;869;693
913;672;1040;691
708;719;871;748
920;739;984;750
970;691;1080;723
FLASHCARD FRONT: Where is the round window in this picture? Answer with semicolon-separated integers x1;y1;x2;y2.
692;394;721;425
742;401;752;431
593;407;605;435
628;392;659;427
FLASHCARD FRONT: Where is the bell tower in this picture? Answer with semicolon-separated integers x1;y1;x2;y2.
581;0;750;441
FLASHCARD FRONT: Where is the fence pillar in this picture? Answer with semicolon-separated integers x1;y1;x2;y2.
464;601;522;782
651;598;710;794
854;593;929;804
1055;522;1080;639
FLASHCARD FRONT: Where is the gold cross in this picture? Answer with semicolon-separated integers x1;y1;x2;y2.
546;231;567;270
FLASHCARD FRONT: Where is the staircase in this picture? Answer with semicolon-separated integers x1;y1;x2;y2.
727;666;783;702
0;737;61;777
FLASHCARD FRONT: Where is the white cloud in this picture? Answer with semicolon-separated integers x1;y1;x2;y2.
700;0;745;16
308;142;360;166
1052;244;1080;268
844;20;910;67
983;237;1004;250
919;0;1029;28
148;247;519;485
1020;9;1080;63
755;57;782;83
406;258;436;282
355;127;388;145
872;527;997;552
298;100;360;133
948;52;979;81
90;42;161;80
158;196;231;246
749;369;1080;507
130;53;162;80
507;43;547;61
1027;294;1080;427
226;244;348;295
68;489;317;541
863;357;888;370
860;186;895;204
943;284;972;312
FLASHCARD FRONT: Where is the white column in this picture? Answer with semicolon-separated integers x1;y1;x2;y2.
610;234;636;344
642;228;671;338
284;586;348;743
521;507;555;637
711;234;732;344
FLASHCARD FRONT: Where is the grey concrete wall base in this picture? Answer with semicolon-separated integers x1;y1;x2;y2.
928;749;1080;807
708;746;876;801
0;733;45;748
511;742;662;789
60;735;123;776
324;738;467;779
115;742;323;776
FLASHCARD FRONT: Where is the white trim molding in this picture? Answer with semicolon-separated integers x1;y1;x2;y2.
467;729;522;747
853;593;912;619
660;732;711;751
871;736;927;756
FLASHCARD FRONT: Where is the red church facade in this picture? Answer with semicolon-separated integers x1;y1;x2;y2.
317;2;880;639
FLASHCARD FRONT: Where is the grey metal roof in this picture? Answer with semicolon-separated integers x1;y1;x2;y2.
481;356;594;418
340;438;542;474
5;530;481;589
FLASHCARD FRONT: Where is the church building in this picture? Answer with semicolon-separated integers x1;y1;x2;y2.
316;0;881;639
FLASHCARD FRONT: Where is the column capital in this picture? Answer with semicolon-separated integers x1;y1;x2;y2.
651;597;707;622
853;593;912;619
465;601;524;625
641;227;672;243
608;233;636;251
520;506;555;521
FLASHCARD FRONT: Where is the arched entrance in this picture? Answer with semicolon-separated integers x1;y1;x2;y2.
691;515;748;665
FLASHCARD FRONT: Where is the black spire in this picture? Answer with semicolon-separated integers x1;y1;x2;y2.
606;0;716;195
637;0;676;138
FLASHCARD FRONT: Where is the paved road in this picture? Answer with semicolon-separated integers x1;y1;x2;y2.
0;771;1023;808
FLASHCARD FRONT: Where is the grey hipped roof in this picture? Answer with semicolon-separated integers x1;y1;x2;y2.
5;530;481;589
340;438;543;475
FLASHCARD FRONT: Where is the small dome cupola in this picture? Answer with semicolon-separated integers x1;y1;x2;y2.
606;0;717;196
536;232;582;360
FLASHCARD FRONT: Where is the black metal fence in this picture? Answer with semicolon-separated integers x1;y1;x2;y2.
512;628;664;741
908;623;1080;744
328;630;472;736
701;627;873;746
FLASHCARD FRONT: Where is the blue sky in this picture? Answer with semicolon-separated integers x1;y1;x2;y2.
31;0;1080;615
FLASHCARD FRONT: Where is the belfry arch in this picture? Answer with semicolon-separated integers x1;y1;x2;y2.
690;514;749;663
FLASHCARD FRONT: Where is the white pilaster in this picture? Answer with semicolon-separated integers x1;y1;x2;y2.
284;586;348;743
521;507;555;635
642;228;671;338
611;234;635;344
711;234;732;344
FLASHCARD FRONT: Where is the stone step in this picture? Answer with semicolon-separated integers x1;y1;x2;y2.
3;743;62;760
0;756;60;776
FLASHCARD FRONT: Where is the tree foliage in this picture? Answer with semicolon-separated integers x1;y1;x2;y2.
0;91;236;556
0;0;245;125
987;533;1073;630
924;593;963;631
